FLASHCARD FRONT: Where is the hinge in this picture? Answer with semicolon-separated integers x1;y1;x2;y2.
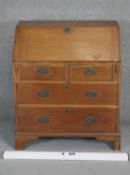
114;64;119;73
14;64;21;80
15;65;19;73
15;64;20;73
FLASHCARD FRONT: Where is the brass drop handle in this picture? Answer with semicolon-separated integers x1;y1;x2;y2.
85;91;97;97
84;69;96;75
37;91;49;97
64;28;71;33
37;116;49;123
36;67;48;75
85;116;96;124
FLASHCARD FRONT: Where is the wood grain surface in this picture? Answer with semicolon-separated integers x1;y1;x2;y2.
13;21;121;150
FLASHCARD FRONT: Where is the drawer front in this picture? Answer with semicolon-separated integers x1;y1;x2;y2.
17;107;117;133
69;64;113;81
14;63;65;81
16;83;118;105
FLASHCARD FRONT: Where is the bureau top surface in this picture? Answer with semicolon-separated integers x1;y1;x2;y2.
13;21;120;62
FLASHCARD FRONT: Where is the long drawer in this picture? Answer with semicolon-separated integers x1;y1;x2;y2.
17;107;117;133
16;82;118;105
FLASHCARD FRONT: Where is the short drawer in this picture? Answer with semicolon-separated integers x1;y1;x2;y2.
17;107;117;133
69;64;113;81
14;63;65;81
16;82;118;105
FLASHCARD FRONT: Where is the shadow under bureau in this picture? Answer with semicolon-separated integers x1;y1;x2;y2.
13;21;121;150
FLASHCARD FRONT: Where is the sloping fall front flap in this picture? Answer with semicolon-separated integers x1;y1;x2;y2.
13;21;120;62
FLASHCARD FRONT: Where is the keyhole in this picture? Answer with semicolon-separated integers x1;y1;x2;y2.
64;84;70;90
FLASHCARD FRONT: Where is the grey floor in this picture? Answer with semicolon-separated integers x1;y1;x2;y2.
0;119;130;175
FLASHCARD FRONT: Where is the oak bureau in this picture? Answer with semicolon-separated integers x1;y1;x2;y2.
13;21;121;150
